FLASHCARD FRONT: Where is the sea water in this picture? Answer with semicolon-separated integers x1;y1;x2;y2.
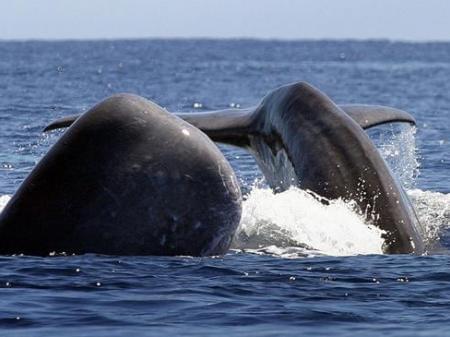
0;40;449;336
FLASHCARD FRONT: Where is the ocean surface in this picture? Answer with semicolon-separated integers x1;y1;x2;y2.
0;39;449;336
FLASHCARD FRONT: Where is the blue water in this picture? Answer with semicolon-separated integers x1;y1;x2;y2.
0;40;449;336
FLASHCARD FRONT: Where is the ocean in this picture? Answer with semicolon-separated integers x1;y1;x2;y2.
0;39;449;336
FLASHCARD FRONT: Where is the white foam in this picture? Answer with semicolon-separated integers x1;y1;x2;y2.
233;187;385;257
408;189;450;245
0;195;11;213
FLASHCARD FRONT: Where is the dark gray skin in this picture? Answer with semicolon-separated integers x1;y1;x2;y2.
43;82;424;254
0;94;242;256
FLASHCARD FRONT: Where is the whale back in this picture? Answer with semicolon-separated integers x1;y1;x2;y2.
0;94;242;256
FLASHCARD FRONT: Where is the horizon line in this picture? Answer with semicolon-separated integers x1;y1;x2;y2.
1;36;450;44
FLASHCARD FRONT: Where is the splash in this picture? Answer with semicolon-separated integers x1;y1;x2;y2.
233;187;385;257
0;195;10;212
233;124;449;257
370;124;419;189
408;189;450;247
0;187;448;257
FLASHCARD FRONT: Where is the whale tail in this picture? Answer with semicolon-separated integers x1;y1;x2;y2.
41;83;423;254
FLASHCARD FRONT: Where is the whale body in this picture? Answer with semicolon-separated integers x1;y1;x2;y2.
0;94;242;256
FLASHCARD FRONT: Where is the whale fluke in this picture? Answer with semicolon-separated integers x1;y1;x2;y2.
340;104;416;129
43;114;80;132
43;104;416;135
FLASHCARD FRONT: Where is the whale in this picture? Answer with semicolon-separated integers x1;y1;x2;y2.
185;83;424;254
0;94;242;256
43;82;424;254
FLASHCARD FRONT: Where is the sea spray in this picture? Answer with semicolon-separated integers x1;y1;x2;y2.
408;189;450;246
369;124;419;189
0;195;10;212
233;187;385;256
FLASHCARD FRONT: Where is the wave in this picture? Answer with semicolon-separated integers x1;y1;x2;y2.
232;187;385;257
232;186;450;257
